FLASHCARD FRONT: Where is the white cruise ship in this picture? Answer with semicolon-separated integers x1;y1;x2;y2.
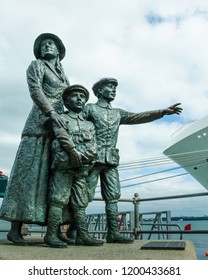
163;115;208;190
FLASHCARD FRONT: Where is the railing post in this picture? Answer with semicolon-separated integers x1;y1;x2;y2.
133;193;141;240
166;211;172;239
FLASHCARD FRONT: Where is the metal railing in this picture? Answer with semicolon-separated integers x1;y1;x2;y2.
1;191;208;240
91;191;208;240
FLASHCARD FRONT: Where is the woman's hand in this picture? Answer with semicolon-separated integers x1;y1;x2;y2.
69;148;82;168
49;111;65;127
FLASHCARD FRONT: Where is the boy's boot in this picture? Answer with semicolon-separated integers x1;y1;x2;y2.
74;208;104;246
105;201;134;243
44;205;67;248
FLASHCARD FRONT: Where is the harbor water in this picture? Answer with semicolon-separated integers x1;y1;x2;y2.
174;220;208;260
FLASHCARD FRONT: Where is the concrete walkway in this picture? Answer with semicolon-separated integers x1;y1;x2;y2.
0;238;197;260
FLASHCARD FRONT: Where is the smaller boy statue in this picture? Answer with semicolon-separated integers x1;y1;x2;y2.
44;84;104;248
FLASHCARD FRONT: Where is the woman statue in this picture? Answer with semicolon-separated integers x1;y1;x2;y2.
0;33;70;244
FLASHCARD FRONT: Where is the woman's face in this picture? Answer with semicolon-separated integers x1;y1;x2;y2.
40;39;59;60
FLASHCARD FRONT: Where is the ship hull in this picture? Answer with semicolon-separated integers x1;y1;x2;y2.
163;115;208;190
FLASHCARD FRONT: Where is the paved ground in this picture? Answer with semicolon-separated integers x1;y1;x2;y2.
0;238;197;260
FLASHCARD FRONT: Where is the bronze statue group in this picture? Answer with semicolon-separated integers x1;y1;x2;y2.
0;33;182;248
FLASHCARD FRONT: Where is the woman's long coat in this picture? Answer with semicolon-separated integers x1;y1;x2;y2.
0;59;69;224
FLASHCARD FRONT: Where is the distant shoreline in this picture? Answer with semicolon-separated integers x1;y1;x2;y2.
165;216;208;221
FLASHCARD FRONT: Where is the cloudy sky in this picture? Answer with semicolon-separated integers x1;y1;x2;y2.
1;0;208;218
